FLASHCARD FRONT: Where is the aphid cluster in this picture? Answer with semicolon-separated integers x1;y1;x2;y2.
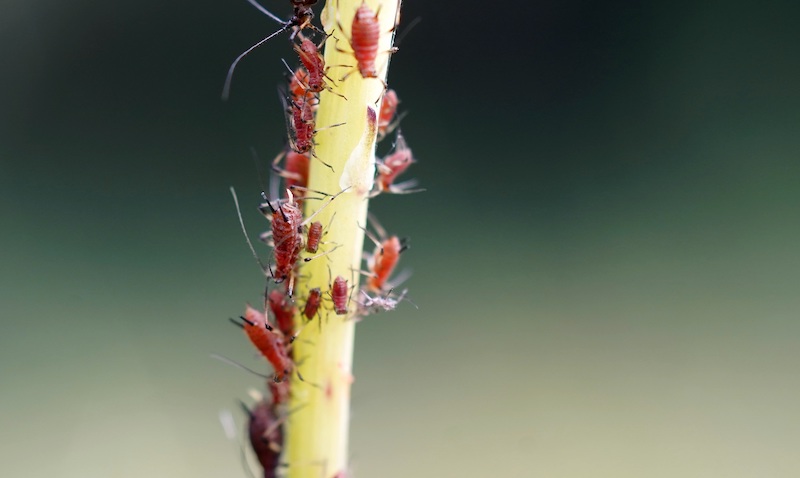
220;1;421;476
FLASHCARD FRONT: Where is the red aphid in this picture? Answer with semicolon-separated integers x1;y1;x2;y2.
350;1;382;79
272;149;310;192
289;66;311;100
261;191;304;286
293;36;327;93
331;275;350;315
303;287;323;320
305;221;324;253
268;288;297;340
377;132;415;192
240;306;294;383
377;89;399;139
367;236;404;292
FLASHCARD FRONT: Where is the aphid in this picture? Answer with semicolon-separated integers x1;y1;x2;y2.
233;305;294;382
362;217;409;292
260;188;349;294
331;275;350;315
268;288;297;341
349;1;382;79
303;287;323;321
271;148;310;193
288;65;313;101
373;131;422;196
377;89;399;140
367;236;404;292
289;92;317;155
356;288;408;316
335;0;398;84
260;190;304;291
305;221;324;254
221;0;323;100
243;399;284;476
293;35;328;94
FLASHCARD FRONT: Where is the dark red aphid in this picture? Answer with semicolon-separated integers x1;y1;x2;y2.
303;287;323;321
305;221;324;253
289;93;317;155
331;275;349;315
243;399;283;477
260;191;304;291
268;288;297;340
377;89;399;140
238;305;294;382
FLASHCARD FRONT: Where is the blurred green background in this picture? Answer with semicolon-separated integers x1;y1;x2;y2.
2;0;800;476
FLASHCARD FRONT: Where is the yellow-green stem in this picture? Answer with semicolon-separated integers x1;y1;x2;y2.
287;1;400;477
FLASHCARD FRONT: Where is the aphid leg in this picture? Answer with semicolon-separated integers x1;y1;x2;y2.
303;243;341;262
211;354;273;380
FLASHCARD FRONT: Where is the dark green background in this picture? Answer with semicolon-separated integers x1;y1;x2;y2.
2;1;799;476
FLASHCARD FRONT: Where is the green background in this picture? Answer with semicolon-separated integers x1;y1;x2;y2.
2;1;799;476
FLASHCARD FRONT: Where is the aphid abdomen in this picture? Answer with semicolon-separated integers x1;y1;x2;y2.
350;3;381;78
305;221;323;253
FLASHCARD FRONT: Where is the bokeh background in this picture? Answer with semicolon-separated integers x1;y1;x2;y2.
2;1;800;477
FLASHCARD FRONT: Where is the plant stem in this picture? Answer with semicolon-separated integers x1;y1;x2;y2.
286;1;400;477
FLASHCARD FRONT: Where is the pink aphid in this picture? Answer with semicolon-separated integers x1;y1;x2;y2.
350;1;382;79
376;132;417;194
377;89;399;140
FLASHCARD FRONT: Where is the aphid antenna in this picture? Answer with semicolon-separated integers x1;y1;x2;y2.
222;28;287;101
219;408;258;478
244;0;285;25
357;223;383;254
211;353;273;380
366;211;389;241
260;191;290;223
230;314;275;331
230;187;275;277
